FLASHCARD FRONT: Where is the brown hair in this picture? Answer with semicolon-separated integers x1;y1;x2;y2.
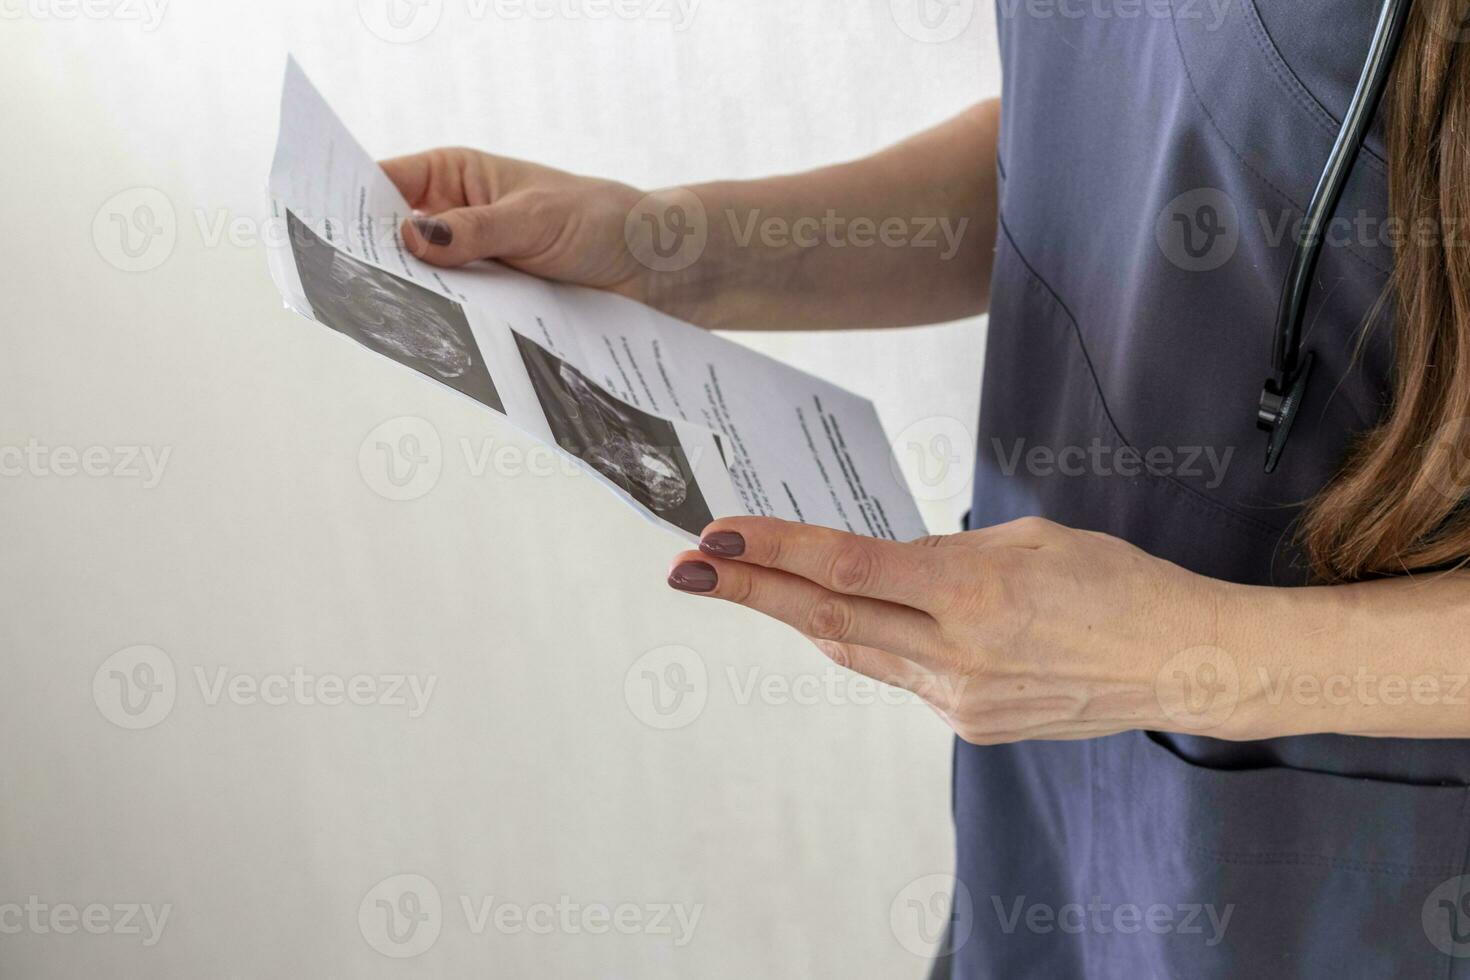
1301;0;1470;582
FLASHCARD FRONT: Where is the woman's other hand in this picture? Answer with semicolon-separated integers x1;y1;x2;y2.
667;516;1247;744
381;147;654;302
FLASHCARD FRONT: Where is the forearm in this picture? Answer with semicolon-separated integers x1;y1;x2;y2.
647;99;1000;331
1219;573;1470;739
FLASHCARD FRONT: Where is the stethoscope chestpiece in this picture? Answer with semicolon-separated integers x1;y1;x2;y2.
1257;351;1315;474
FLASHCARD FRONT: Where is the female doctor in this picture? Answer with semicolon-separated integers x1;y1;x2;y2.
384;0;1470;972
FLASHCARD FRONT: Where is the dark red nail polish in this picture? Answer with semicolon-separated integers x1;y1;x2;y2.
668;561;718;593
412;216;453;246
700;531;745;558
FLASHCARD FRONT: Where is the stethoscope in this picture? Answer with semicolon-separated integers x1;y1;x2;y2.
1256;0;1414;472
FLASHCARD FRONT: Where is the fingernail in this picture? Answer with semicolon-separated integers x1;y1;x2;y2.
668;561;718;593
699;531;745;558
411;216;453;246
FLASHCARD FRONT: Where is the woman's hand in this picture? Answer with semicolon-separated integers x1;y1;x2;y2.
381;147;655;300
379;100;1001;332
666;516;1239;744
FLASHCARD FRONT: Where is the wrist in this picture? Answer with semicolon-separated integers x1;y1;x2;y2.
621;183;749;329
1145;574;1323;742
1205;582;1361;741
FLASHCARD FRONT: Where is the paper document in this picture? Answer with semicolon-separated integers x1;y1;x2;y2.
266;57;927;542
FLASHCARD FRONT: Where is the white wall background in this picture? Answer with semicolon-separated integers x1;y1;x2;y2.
0;2;999;977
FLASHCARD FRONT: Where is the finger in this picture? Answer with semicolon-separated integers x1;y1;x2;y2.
379;149;479;212
667;553;945;667
806;638;963;712
400;200;556;268
696;517;951;609
809;637;922;688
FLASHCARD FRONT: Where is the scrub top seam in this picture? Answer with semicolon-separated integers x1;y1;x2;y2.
1239;0;1389;177
1166;0;1395;279
994;213;1295;544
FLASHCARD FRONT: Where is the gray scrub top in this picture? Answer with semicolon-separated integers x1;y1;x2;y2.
948;0;1470;975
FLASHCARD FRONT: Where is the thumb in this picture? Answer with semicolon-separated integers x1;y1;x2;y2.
401;201;548;268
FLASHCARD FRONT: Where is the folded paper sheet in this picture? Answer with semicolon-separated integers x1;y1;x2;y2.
266;57;927;542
